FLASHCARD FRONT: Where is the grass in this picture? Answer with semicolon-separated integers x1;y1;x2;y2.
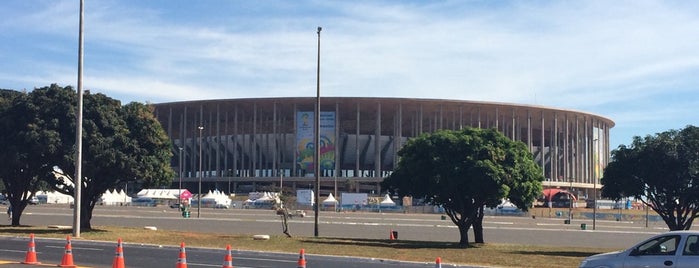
0;225;615;268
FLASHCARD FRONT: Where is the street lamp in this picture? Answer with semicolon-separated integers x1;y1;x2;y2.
569;177;573;223
593;137;599;230
547;178;552;218
73;0;85;238
198;126;204;218
178;147;183;204
314;26;322;237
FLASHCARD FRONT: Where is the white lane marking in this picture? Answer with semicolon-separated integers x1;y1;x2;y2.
0;249;26;253
45;245;103;251
186;257;296;267
234;257;296;263
489;221;514;225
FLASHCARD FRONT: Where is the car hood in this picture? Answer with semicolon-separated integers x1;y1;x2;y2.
580;250;625;267
587;250;624;260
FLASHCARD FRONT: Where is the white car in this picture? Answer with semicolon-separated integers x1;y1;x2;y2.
579;231;699;268
291;210;306;218
214;203;230;209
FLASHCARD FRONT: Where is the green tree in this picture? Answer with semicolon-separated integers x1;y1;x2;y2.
0;87;62;226
601;125;699;230
0;85;174;228
46;91;175;229
381;127;543;247
121;102;175;188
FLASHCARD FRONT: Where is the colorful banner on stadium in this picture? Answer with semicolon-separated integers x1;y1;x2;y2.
296;111;336;176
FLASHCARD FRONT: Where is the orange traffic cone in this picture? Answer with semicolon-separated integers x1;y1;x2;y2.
296;249;306;268
59;236;77;268
112;238;125;268
221;244;233;268
435;257;442;268
176;242;188;268
22;233;41;264
389;229;395;240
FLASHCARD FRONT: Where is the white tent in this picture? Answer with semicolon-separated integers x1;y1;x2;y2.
380;194;396;207
158;190;177;200
100;189;131;205
322;193;338;205
36;191;73;204
137;189;158;199
198;190;230;207
243;192;278;208
137;189;181;200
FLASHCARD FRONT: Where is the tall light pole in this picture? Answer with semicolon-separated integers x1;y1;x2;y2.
548;178;552;218
179;147;183;203
593;137;598;230
569;177;573;223
314;26;322;237
198;126;204;218
73;0;85;238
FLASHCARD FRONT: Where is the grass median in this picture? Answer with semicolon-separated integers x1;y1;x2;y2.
0;225;613;268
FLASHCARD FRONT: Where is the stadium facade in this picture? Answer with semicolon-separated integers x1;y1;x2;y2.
153;97;614;198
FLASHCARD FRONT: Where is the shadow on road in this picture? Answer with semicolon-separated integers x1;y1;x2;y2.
511;250;603;258
302;237;467;249
0;226;109;235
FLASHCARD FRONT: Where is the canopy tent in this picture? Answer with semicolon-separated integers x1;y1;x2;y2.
322;193;338;205
542;188;577;202
379;194;396;207
136;189;162;199
243;192;279;208
198;190;230;207
178;190;193;200
137;189;190;200
36;191;74;204
99;189;131;205
157;190;177;200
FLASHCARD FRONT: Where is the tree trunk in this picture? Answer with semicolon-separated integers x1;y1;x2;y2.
80;201;94;230
684;217;696;230
663;216;682;231
473;206;485;243
457;222;470;248
8;201;27;226
9;205;20;226
279;209;292;238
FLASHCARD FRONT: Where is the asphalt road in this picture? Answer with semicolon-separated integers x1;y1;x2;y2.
0;204;676;267
0;236;454;268
15;205;671;246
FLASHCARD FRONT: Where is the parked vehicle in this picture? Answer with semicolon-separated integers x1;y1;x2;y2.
579;231;699;268
130;197;157;207
214;203;230;209
291;210;306;218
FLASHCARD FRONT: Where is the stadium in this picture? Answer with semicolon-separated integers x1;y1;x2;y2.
153;97;614;200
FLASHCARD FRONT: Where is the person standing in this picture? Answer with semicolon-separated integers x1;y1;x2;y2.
6;204;11;221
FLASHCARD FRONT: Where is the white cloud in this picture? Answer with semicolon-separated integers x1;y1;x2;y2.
1;0;698;145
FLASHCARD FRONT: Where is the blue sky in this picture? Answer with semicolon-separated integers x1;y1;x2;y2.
1;0;697;148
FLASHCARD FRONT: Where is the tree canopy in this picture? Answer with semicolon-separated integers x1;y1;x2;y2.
602;125;699;230
0;84;174;228
0;88;49;225
381;127;543;247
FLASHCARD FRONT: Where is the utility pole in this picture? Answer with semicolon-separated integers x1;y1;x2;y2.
73;0;85;238
314;26;322;237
